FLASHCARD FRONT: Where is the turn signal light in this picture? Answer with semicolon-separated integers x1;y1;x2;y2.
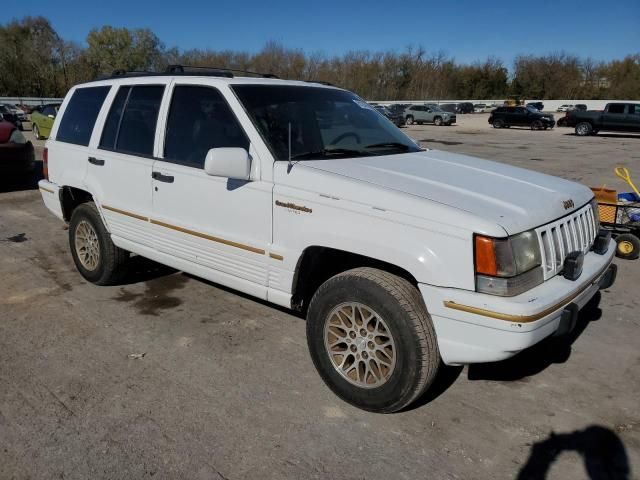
475;235;497;276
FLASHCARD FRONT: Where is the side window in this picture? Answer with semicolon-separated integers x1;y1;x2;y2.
164;85;249;168
56;86;110;146
629;104;640;115
99;85;164;156
608;104;625;114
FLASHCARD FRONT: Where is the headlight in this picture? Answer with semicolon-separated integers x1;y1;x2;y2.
474;231;543;296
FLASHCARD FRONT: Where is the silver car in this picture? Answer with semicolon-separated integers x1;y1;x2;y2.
404;104;456;126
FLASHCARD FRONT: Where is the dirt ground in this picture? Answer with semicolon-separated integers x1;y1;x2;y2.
1;116;639;479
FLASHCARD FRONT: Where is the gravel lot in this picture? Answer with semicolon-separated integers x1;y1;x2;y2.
1;116;639;479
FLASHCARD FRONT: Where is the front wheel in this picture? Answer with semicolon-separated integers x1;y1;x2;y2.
575;122;593;136
531;120;543;130
69;202;129;285
32;123;41;140
615;234;640;260
405;115;414;125
306;267;440;413
434;116;443;126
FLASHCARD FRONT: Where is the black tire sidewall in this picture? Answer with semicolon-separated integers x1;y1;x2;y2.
307;274;426;412
434;116;442;126
493;119;504;128
616;234;640;260
69;203;110;283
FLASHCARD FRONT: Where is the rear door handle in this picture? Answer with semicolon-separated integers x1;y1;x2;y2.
152;171;174;183
88;156;105;166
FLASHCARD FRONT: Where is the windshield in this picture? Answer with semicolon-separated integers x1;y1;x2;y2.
232;85;421;160
526;106;539;113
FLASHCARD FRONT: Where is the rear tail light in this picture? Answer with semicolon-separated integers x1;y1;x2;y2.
42;147;48;180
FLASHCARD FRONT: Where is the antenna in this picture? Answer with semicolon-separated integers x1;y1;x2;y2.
287;122;292;172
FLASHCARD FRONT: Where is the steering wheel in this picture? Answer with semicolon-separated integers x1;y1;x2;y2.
329;132;361;145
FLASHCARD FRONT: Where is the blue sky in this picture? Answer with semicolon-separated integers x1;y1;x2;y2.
7;0;640;66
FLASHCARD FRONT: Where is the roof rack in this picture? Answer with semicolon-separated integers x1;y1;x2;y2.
305;80;335;86
166;64;279;79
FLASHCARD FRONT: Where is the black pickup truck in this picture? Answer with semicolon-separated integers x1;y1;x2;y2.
567;102;640;136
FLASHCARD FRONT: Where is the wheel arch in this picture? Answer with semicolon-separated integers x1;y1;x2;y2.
59;186;94;222
290;245;420;312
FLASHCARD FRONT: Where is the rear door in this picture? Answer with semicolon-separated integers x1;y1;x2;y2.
150;82;272;296
84;81;168;248
602;103;626;131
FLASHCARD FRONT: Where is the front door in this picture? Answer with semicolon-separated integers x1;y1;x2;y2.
150;83;272;296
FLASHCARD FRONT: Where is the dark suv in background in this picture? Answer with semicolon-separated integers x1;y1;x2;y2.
489;106;555;130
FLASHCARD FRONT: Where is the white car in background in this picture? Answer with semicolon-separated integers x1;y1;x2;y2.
557;104;575;112
38;68;617;413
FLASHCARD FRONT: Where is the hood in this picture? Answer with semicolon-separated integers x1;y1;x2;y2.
301;149;593;235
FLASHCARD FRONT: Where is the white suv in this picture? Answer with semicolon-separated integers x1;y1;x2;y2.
39;67;617;412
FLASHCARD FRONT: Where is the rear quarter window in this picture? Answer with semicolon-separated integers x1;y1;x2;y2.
56;86;110;146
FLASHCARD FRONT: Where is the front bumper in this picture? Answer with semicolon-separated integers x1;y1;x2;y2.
419;240;616;365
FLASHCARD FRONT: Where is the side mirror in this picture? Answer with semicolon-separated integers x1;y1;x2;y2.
47;114;55;119
204;147;251;180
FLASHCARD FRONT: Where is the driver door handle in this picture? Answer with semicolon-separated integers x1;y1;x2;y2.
152;171;174;183
88;156;105;166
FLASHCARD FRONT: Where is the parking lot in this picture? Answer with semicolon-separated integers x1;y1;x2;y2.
1;115;639;479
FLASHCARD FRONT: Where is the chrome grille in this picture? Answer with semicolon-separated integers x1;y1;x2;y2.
536;203;597;280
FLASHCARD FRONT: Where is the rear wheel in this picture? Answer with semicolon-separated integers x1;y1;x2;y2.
575;122;593;136
306;267;440;413
493;118;505;128
434;116;443;126
69;202;129;285
405;115;414;125
615;234;640;260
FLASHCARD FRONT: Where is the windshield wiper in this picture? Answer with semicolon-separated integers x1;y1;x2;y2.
291;148;370;160
364;142;412;151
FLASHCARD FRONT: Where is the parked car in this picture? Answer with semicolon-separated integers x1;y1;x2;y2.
38;68;616;413
456;102;474;114
557;104;575;112
566;102;640;136
439;103;458;114
373;105;406;127
473;103;487;113
0;104;25;130
526;102;544;111
31;104;61;139
404;104;456;126
0;114;35;178
387;104;410;115
489;106;555;130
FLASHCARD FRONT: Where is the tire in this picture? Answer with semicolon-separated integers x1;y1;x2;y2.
575;122;593;136
69;202;129;285
306;267;440;413
492;118;504;128
531;120;543;130
615;234;640;260
405;115;414;125
33;123;41;140
434;116;443;126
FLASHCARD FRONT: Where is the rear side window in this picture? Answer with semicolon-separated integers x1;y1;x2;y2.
99;85;164;156
608;104;626;114
56;86;110;146
164;85;249;168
